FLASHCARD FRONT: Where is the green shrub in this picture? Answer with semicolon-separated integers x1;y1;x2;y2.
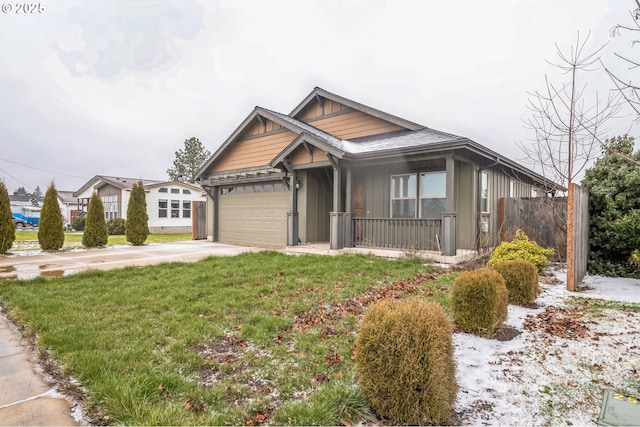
72;215;86;231
491;259;539;306
126;181;149;246
451;268;508;336
107;218;126;235
38;183;65;250
354;298;457;425
487;229;555;273
0;181;15;254
83;192;108;248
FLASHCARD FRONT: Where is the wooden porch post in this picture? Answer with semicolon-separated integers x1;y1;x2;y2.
443;156;457;255
329;156;344;249
286;163;299;246
344;167;353;247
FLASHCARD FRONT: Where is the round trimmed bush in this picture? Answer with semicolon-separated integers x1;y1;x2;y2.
487;229;555;273
107;218;126;235
492;259;539;306
451;268;508;335
354;298;457;425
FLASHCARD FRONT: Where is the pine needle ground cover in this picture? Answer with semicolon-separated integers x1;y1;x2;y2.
0;252;454;425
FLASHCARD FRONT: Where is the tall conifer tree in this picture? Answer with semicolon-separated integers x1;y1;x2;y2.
126;181;149;246
82;192;108;248
0;182;15;254
38;183;64;250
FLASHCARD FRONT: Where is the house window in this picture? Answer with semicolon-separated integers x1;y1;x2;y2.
183;201;191;218
158;199;168;218
419;172;446;219
391;174;416;218
263;183;273;192
159;188;168;193
481;172;489;213
531;188;539;197
182;189;191;194
274;182;283;192
102;195;118;220
171;188;180;194
171;200;180;218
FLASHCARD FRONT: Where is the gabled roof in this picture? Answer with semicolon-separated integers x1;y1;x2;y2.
290;87;424;131
142;180;204;192
73;175;164;197
57;190;76;204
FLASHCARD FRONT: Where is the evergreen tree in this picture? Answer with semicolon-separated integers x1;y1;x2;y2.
167;137;211;183
37;183;64;250
82;192;108;248
582;135;640;277
126;181;149;245
14;186;27;196
0;181;15;254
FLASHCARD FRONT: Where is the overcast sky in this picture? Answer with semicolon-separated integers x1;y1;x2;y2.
1;0;638;194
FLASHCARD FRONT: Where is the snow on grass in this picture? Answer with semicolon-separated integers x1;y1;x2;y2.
454;266;640;426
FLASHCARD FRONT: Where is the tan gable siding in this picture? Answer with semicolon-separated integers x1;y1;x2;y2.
308;110;404;139
291;145;329;166
297;99;348;121
211;130;297;172
241;118;283;137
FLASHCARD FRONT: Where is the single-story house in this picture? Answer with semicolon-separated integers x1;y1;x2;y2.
73;176;206;234
196;87;560;255
57;190;79;227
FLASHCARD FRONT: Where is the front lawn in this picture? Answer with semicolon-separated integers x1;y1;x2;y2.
0;251;455;425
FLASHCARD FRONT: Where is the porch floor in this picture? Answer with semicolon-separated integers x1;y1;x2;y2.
283;243;478;266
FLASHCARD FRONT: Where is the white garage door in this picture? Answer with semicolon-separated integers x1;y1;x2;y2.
218;184;289;248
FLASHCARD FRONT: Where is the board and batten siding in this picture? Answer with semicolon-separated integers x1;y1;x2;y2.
291;145;329;166
296;98;349;121
306;110;405;140
211;129;297;172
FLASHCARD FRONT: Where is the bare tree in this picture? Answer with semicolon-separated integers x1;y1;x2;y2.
603;1;640;119
518;32;621;189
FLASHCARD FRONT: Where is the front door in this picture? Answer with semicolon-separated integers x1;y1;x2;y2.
353;178;365;241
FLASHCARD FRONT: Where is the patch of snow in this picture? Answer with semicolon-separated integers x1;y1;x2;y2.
454;268;640;425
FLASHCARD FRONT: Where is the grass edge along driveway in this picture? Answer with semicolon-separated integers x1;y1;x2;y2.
0;251;454;426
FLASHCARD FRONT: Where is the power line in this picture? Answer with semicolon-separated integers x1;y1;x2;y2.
0;156;90;180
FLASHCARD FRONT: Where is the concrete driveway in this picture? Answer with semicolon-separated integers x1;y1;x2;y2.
0;240;262;281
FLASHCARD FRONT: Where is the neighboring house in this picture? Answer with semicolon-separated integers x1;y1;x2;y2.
196;87;560;254
73;176;206;234
57;190;78;227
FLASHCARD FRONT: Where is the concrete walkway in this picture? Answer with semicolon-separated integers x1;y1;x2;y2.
0;240;262;425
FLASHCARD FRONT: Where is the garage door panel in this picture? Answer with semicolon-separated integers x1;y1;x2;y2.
218;188;289;247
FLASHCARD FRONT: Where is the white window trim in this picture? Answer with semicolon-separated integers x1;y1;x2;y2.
481;171;490;214
390;174;417;218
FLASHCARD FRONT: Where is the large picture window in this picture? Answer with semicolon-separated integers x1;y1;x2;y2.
391;174;417;218
420;172;446;219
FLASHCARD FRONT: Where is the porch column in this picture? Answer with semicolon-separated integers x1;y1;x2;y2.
330;159;344;249
344;167;353;247
212;185;218;242
443;156;457;255
442;212;457;256
287;170;299;246
445;156;455;212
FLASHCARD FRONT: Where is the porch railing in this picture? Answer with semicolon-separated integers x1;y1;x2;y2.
352;218;443;251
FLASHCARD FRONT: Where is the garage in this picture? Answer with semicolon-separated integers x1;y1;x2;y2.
217;182;289;248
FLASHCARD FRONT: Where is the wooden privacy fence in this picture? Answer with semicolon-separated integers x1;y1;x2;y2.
567;183;589;291
499;197;567;258
192;201;207;240
499;189;589;290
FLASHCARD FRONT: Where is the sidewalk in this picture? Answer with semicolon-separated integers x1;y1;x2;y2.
0;307;82;426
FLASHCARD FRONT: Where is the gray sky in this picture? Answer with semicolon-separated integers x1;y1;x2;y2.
0;0;637;194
